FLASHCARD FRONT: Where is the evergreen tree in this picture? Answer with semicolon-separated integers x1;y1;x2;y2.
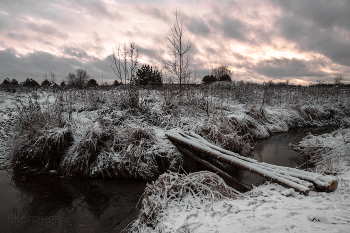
22;78;40;87
10;78;18;85
135;65;162;86
41;79;51;87
2;78;10;85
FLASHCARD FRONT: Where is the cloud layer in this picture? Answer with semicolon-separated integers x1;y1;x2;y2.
0;0;349;85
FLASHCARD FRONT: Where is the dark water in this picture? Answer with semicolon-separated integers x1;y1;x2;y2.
0;171;146;233
231;127;337;188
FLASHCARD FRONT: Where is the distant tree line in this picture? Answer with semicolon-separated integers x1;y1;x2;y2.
1;64;163;89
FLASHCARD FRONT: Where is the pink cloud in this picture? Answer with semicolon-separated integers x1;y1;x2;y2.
0;0;349;84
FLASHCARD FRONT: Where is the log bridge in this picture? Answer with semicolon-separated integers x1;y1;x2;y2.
166;130;338;196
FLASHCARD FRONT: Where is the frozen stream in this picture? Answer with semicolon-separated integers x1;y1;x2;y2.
0;127;336;233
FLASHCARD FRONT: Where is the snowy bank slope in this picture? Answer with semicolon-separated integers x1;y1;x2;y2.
127;129;350;233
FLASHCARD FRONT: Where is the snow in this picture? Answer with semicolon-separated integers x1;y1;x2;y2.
1;88;350;232
140;129;350;233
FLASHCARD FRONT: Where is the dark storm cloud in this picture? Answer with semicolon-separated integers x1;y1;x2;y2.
0;48;115;83
221;16;245;40
0;0;64;22
254;58;327;78
6;33;28;41
273;0;350;31
273;0;350;67
142;7;170;22
27;23;68;39
138;46;160;60
68;0;117;20
187;17;210;36
63;47;90;59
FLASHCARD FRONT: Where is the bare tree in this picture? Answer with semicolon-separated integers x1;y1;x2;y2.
109;41;139;86
76;69;89;88
334;75;343;85
49;71;56;85
109;43;123;84
66;69;89;88
163;9;191;91
211;65;232;81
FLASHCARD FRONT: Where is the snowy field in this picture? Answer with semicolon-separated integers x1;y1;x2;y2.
0;85;350;232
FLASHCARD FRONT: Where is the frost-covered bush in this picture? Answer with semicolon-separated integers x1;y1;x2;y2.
124;171;242;233
60;123;179;179
297;128;350;174
60;122;107;176
11;92;70;172
12;127;72;172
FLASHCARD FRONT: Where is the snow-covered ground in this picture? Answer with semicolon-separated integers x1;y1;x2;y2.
1;88;350;232
0;91;17;168
129;129;350;233
153;181;350;233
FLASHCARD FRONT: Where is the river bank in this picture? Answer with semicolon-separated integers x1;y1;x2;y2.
1;86;350;232
126;128;350;233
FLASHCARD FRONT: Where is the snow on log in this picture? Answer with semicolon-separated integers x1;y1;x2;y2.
186;131;338;192
166;130;339;194
172;141;252;191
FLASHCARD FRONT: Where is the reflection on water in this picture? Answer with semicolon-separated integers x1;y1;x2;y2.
227;127;337;189
0;126;338;232
0;171;146;233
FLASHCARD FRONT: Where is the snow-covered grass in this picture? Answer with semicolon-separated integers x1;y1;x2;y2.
124;171;243;233
1;84;350;178
1;85;350;232
295;128;350;175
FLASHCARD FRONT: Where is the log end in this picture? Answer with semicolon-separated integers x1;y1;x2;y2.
327;180;338;192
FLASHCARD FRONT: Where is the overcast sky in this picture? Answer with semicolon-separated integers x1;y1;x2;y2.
1;0;350;85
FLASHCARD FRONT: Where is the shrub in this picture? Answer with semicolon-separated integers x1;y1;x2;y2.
113;80;121;86
87;78;99;87
219;74;231;82
41;79;51;87
202;75;216;84
135;65;162;86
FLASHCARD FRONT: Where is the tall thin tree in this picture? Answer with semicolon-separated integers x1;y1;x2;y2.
163;9;191;91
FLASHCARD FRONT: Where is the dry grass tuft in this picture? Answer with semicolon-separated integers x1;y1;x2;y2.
193;114;253;155
124;171;241;232
60;123;107;177
12;127;72;172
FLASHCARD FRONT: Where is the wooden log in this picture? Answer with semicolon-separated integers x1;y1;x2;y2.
173;141;252;191
166;131;311;195
186;131;338;192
